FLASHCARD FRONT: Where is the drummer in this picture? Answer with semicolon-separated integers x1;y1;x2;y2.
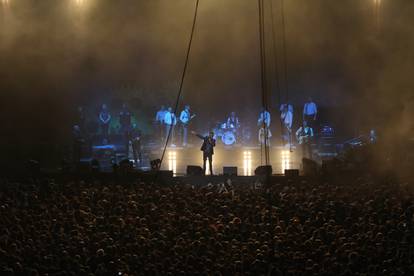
226;112;240;131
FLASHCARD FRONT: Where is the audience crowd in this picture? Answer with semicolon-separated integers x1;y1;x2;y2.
0;171;413;275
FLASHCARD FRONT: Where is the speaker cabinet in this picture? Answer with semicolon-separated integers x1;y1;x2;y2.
284;169;299;177
255;165;272;176
223;166;237;176
187;165;203;176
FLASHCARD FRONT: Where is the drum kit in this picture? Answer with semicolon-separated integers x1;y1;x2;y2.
214;121;238;146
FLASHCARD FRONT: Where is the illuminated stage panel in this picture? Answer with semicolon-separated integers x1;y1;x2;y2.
243;150;252;176
281;150;291;174
167;150;177;175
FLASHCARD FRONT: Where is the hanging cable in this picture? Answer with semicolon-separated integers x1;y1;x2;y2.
258;0;270;166
269;0;285;147
258;0;264;165
159;0;200;169
280;0;293;151
280;0;289;102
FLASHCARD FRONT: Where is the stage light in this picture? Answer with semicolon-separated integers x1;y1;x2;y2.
205;160;211;175
281;150;290;173
168;151;177;175
74;0;85;5
243;151;252;176
373;0;382;31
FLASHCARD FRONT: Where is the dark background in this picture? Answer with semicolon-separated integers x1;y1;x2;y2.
0;0;413;164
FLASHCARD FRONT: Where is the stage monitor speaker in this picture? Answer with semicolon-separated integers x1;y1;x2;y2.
302;158;318;176
187;165;203;176
255;165;272;176
284;169;299;177
157;170;173;178
223;166;237;176
155;170;173;185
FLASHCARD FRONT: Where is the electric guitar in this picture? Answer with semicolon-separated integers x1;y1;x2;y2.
181;114;196;125
296;129;312;145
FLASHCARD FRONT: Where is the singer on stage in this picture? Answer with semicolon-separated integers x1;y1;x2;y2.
192;131;216;175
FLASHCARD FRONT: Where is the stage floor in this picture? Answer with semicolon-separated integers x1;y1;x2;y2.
148;144;302;176
90;140;336;175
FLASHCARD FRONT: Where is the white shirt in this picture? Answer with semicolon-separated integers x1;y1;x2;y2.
280;104;293;112
258;111;271;127
156;110;166;123
180;109;190;124
258;128;272;142
303;102;317;116
281;110;293;129
164;111;177;126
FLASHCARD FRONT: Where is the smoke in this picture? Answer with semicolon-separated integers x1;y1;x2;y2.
0;0;413;162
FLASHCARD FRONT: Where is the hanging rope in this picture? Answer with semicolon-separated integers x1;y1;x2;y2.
269;0;285;147
280;0;289;102
159;0;200;168
258;0;270;166
280;0;293;151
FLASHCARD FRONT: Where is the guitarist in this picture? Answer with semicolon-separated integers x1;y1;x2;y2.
179;105;196;147
296;121;314;159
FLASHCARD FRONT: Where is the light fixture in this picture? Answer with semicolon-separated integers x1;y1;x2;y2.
168;151;177;175
243;151;252;176
281;150;290;173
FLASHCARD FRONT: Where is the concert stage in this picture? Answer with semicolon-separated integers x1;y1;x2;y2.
89;134;339;175
148;144;302;176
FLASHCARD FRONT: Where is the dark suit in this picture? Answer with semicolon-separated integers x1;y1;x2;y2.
197;134;216;175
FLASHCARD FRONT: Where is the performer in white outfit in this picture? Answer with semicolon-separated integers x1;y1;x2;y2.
164;107;177;146
258;126;272;146
280;104;293;146
179;105;195;146
296;121;314;159
155;105;166;142
303;97;317;127
257;108;271;128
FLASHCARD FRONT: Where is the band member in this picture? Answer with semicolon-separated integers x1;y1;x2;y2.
72;125;85;164
257;107;271;128
130;123;142;166
179;105;196;146
192;130;216;175
155;105;166;141
226;112;240;130
119;103;132;133
119;103;132;156
303;97;317;127
258;126;272;146
164;107;177;146
280;104;293;146
99;104;111;143
296;121;314;159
